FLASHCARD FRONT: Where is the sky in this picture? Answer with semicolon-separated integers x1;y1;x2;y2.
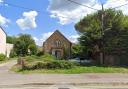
0;0;128;46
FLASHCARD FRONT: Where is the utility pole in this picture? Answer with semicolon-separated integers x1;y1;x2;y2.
100;4;104;65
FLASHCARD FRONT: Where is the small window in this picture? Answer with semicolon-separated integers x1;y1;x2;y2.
55;40;61;47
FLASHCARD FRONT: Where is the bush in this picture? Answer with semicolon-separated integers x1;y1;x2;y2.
25;55;40;62
10;50;17;58
23;60;77;70
40;54;55;62
25;54;55;63
43;60;74;69
20;54;78;70
0;54;6;61
28;44;37;55
36;51;44;56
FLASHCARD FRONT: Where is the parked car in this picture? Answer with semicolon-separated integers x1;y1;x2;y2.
70;57;92;63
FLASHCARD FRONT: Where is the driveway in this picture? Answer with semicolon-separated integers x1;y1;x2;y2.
0;60;128;89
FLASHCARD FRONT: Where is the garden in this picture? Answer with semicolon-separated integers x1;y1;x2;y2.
8;9;128;74
0;54;13;64
11;54;128;74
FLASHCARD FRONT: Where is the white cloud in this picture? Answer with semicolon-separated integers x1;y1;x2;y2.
0;0;3;3
48;0;128;25
104;0;128;15
48;0;101;25
41;32;54;43
0;14;10;27
16;11;38;30
33;32;53;46
33;37;41;46
0;0;9;6
68;35;79;43
4;4;8;6
34;32;79;46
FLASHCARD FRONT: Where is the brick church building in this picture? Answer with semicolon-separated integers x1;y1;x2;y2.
43;30;72;59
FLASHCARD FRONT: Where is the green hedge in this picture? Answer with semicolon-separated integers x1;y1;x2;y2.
20;54;78;70
25;54;55;63
23;60;77;70
0;54;6;61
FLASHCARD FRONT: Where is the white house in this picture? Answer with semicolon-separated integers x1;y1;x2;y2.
0;27;13;57
6;43;13;57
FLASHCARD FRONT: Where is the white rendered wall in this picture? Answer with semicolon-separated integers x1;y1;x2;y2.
0;28;6;55
6;43;13;57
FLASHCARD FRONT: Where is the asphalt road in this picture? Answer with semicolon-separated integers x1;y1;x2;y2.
0;60;128;89
1;85;128;89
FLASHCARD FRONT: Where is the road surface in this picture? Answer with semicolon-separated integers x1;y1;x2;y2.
0;60;128;89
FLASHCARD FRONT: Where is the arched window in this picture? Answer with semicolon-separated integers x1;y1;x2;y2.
55;40;61;47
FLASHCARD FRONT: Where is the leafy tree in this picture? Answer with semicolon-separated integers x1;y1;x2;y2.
72;44;84;57
14;39;26;56
0;54;6;61
9;49;17;58
6;36;17;44
28;44;37;55
75;9;128;58
13;34;37;56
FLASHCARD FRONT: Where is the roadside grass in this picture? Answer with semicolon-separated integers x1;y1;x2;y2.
0;57;17;64
11;55;128;74
11;65;128;74
0;60;8;64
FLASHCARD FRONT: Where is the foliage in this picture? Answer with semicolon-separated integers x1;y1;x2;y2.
6;36;17;44
75;9;128;56
28;44;37;55
72;44;84;57
25;54;55;63
12;65;128;74
36;50;44;56
14;39;26;56
9;49;17;58
17;54;77;70
0;54;6;61
23;60;76;70
13;34;37;56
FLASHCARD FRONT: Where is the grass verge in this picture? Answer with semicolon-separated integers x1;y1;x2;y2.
11;65;128;74
0;57;17;64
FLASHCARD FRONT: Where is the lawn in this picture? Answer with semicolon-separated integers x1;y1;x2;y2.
11;55;128;74
12;65;128;74
0;57;17;64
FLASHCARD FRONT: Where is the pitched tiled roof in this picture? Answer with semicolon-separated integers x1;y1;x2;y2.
44;30;72;44
0;26;7;36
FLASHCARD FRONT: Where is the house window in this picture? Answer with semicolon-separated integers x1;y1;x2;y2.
55;40;61;47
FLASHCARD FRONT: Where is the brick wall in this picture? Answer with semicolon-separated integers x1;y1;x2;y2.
43;30;72;58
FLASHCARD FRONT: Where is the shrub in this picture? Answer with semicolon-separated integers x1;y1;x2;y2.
36;51;44;56
40;54;55;62
28;44;37;55
25;55;40;63
21;54;78;70
0;54;6;61
49;60;76;69
10;50;17;58
24;54;55;63
23;60;77;70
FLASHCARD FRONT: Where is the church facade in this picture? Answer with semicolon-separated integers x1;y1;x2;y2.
43;30;72;59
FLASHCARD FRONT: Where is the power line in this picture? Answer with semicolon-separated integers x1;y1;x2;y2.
2;0;128;22
67;0;99;11
67;0;128;11
111;2;128;9
2;1;75;20
3;2;41;12
52;14;75;20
